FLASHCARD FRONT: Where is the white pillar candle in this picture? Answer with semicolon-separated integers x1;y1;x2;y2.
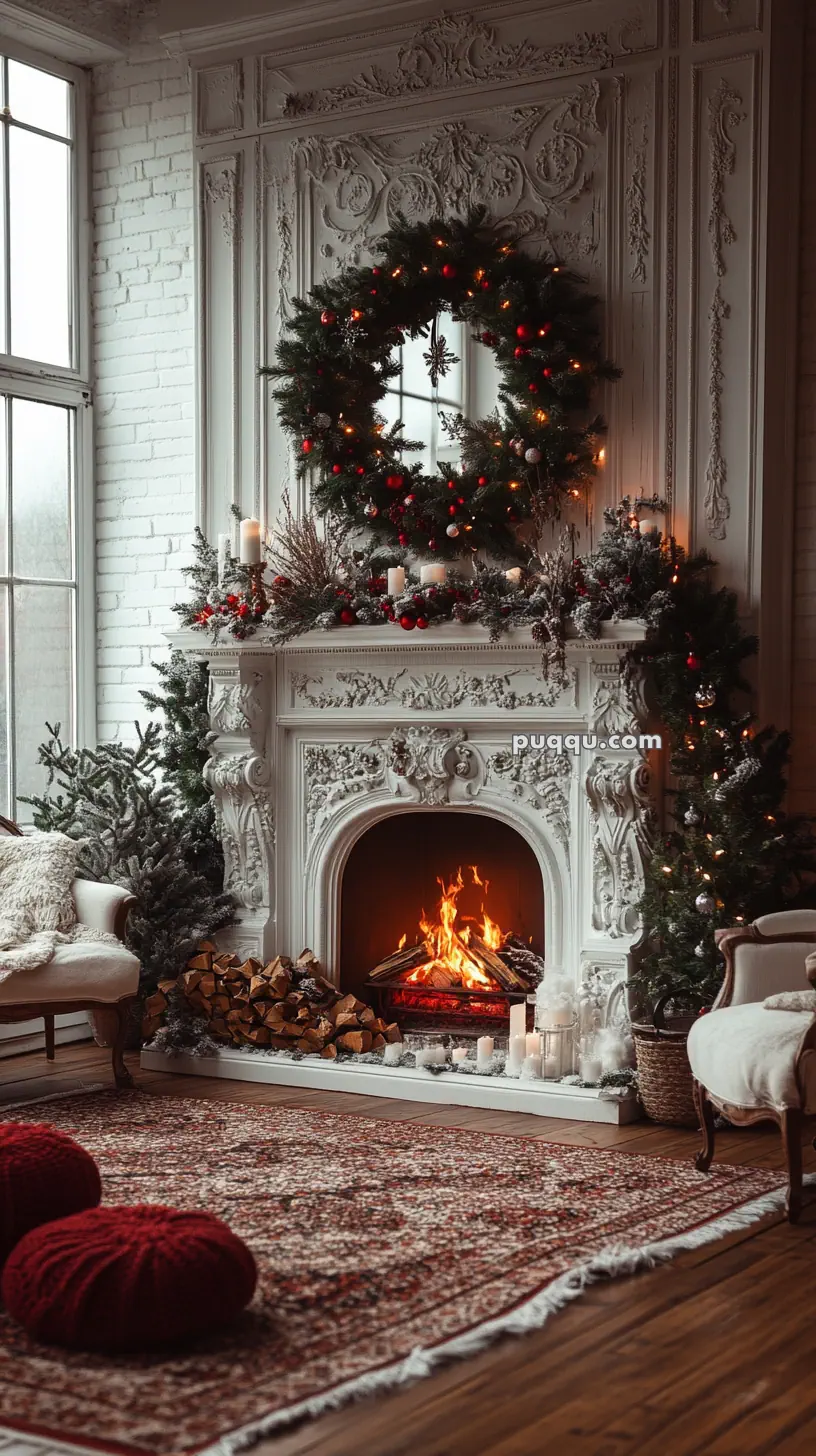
637;514;661;535
507;1034;526;1075
452;1047;468;1064
383;1041;403;1066
420;563;446;586
543;1055;558;1079
476;1035;494;1068
239;517;262;564
505;567;523;586
525;1031;540;1058
217;532;231;584
548;1005;574;1027
387;566;406;596
509;1001;526;1043
521;1054;542;1080
579;1055;602;1084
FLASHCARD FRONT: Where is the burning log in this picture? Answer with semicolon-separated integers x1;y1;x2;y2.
149;945;400;1056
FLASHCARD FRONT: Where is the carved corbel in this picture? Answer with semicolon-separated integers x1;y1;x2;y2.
585;755;655;938
204;664;274;912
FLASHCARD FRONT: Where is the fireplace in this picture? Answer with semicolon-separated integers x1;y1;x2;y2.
340;812;543;1035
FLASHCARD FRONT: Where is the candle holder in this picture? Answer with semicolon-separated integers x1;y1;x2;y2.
539;1019;578;1080
246;563;269;616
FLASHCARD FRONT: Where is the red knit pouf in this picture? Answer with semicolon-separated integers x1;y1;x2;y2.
2;1204;257;1352
0;1123;101;1265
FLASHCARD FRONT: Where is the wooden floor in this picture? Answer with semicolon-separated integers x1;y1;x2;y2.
3;1041;816;1456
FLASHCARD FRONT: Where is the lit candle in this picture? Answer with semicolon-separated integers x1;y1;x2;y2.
638;514;661;535
239;518;262;564
476;1035;494;1068
521;1054;542;1080
387;566;406;596
383;1041;403;1066
525;1031;540;1058
505;567;523;586
509;1001;526;1043
420;563;446;586
579;1055;602;1083
217;532;231;584
507;1034;526;1075
452;1046;468;1064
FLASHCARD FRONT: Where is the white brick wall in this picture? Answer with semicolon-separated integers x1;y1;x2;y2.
92;38;196;743
790;8;816;812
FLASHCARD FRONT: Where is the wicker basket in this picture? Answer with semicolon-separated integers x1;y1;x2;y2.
632;996;699;1127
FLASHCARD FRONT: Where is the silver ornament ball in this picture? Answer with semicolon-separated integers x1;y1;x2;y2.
446;523;460;538
314;412;331;429
695;891;715;915
524;447;542;464
694;683;717;709
694;943;708;960
684;807;702;827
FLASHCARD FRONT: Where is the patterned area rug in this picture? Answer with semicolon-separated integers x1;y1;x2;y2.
0;1091;789;1456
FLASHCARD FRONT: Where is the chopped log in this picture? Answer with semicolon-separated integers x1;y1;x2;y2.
186;953;213;972
321;1043;338;1060
336;1029;373;1055
158;979;177;996
268;1035;292;1051
248;975;269;1001
198;972;216;998
368;1017;388;1035
144;991;167;1018
263;1006;286;1027
279;1022;303;1039
371;1034;386;1051
296;948;319;969
245;1026;271;1046
267;970;291;999
181;969;202;993
213;951;241;969
468;934;531;991
237;958;264;980
358;1007;377;1026
210;1017;229;1038
315;1017;335;1042
367;942;428;983
335;1011;360;1031
385;1023;402;1042
334;993;367;1016
199;939;217;953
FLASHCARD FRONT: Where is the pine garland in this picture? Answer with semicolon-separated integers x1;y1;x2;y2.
261;207;618;559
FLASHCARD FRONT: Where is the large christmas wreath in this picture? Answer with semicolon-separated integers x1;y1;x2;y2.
264;208;619;559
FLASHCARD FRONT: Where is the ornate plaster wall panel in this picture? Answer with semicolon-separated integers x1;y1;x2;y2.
197;61;245;139
687;55;758;595
256;5;659;129
692;1;763;44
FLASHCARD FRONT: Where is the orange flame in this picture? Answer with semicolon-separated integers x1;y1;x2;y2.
404;866;505;990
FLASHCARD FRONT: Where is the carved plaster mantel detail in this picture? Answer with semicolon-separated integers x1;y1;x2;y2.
203;156;242;245
625;82;651;284
586;757;656;938
385;726;482;804
590;662;649;738
704;79;745;542
204;665;274;911
487;747;572;866
290;667;574;711
280;13;619;120
197;62;245;138
304;742;387;842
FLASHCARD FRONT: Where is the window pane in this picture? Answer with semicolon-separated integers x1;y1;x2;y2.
401;330;431;395
0;587;7;817
8;59;71;138
0;398;6;576
12;583;73;815
400;393;433;474
9;128;71;366
11;398;72;579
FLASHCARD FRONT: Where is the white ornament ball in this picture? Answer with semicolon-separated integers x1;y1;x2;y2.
524;447;542;464
695;683;717;709
695;891;715;915
446;523;460;538
513;439;526;457
684;807;702;827
314;412;331;429
363;500;379;519
694;942;708;960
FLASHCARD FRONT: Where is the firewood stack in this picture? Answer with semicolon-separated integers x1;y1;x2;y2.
143;943;402;1057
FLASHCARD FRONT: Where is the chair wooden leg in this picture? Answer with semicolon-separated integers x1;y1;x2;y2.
781;1108;804;1224
693;1078;716;1172
44;1014;55;1063
111;1001;135;1091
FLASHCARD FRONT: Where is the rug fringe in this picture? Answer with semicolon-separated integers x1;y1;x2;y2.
200;1173;815;1456
0;1083;105;1113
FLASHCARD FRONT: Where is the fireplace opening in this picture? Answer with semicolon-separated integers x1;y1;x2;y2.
340;813;545;1035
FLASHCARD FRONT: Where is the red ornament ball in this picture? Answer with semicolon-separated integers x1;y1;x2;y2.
0;1124;101;1267
516;323;534;341
339;608;356;625
320;309;336;326
480;331;498;346
356;466;365;476
416;617;429;630
514;346;528;360
686;654;702;671
385;474;404;490
528;383;538;394
428;538;438;551
477;475;488;486
441;263;457;279
480;277;490;290
331;463;343;475
398;533;409;546
542;367;552;378
1;1205;256;1352
301;439;314;454
399;614;416;631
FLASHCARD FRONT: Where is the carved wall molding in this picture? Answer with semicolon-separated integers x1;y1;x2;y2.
197;61;245;139
202;155;242;244
289;667;574;711
280;12;622;121
586;755;655;938
590;663;648;737
385;725;482;803
208;669;265;734
625;83;651;284
703;79;745;542
304;742;387;842
487;747;572;865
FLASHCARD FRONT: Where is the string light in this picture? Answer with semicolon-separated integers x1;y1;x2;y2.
509;481;520;490
597;447;606;463
500;299;511;310
435;238;446;248
343;425;354;435
534;409;549;423
474;268;485;281
661;865;673;875
391;267;402;278
350;308;363;322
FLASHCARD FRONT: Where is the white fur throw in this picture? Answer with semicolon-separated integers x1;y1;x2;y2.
764;990;816;1012
0;833;116;981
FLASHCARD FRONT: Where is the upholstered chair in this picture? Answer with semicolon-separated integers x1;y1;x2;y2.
0;816;139;1088
688;909;816;1221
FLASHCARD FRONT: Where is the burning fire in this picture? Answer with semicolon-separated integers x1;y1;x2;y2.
402;866;505;990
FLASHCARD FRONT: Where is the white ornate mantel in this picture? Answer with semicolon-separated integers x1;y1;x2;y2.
171;620;659;996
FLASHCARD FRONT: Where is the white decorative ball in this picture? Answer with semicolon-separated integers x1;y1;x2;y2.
446;523;460;538
524;447;542;464
314;412;331;429
695;891;715;915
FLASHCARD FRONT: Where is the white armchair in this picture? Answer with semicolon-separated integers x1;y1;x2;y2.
688;909;816;1222
0;815;139;1088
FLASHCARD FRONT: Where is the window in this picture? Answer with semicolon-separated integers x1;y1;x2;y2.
380;316;501;474
0;45;91;822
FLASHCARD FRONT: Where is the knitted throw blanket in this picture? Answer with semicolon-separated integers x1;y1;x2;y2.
0;833;116;980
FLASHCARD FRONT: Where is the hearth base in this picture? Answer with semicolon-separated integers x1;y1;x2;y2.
140;1047;642;1125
